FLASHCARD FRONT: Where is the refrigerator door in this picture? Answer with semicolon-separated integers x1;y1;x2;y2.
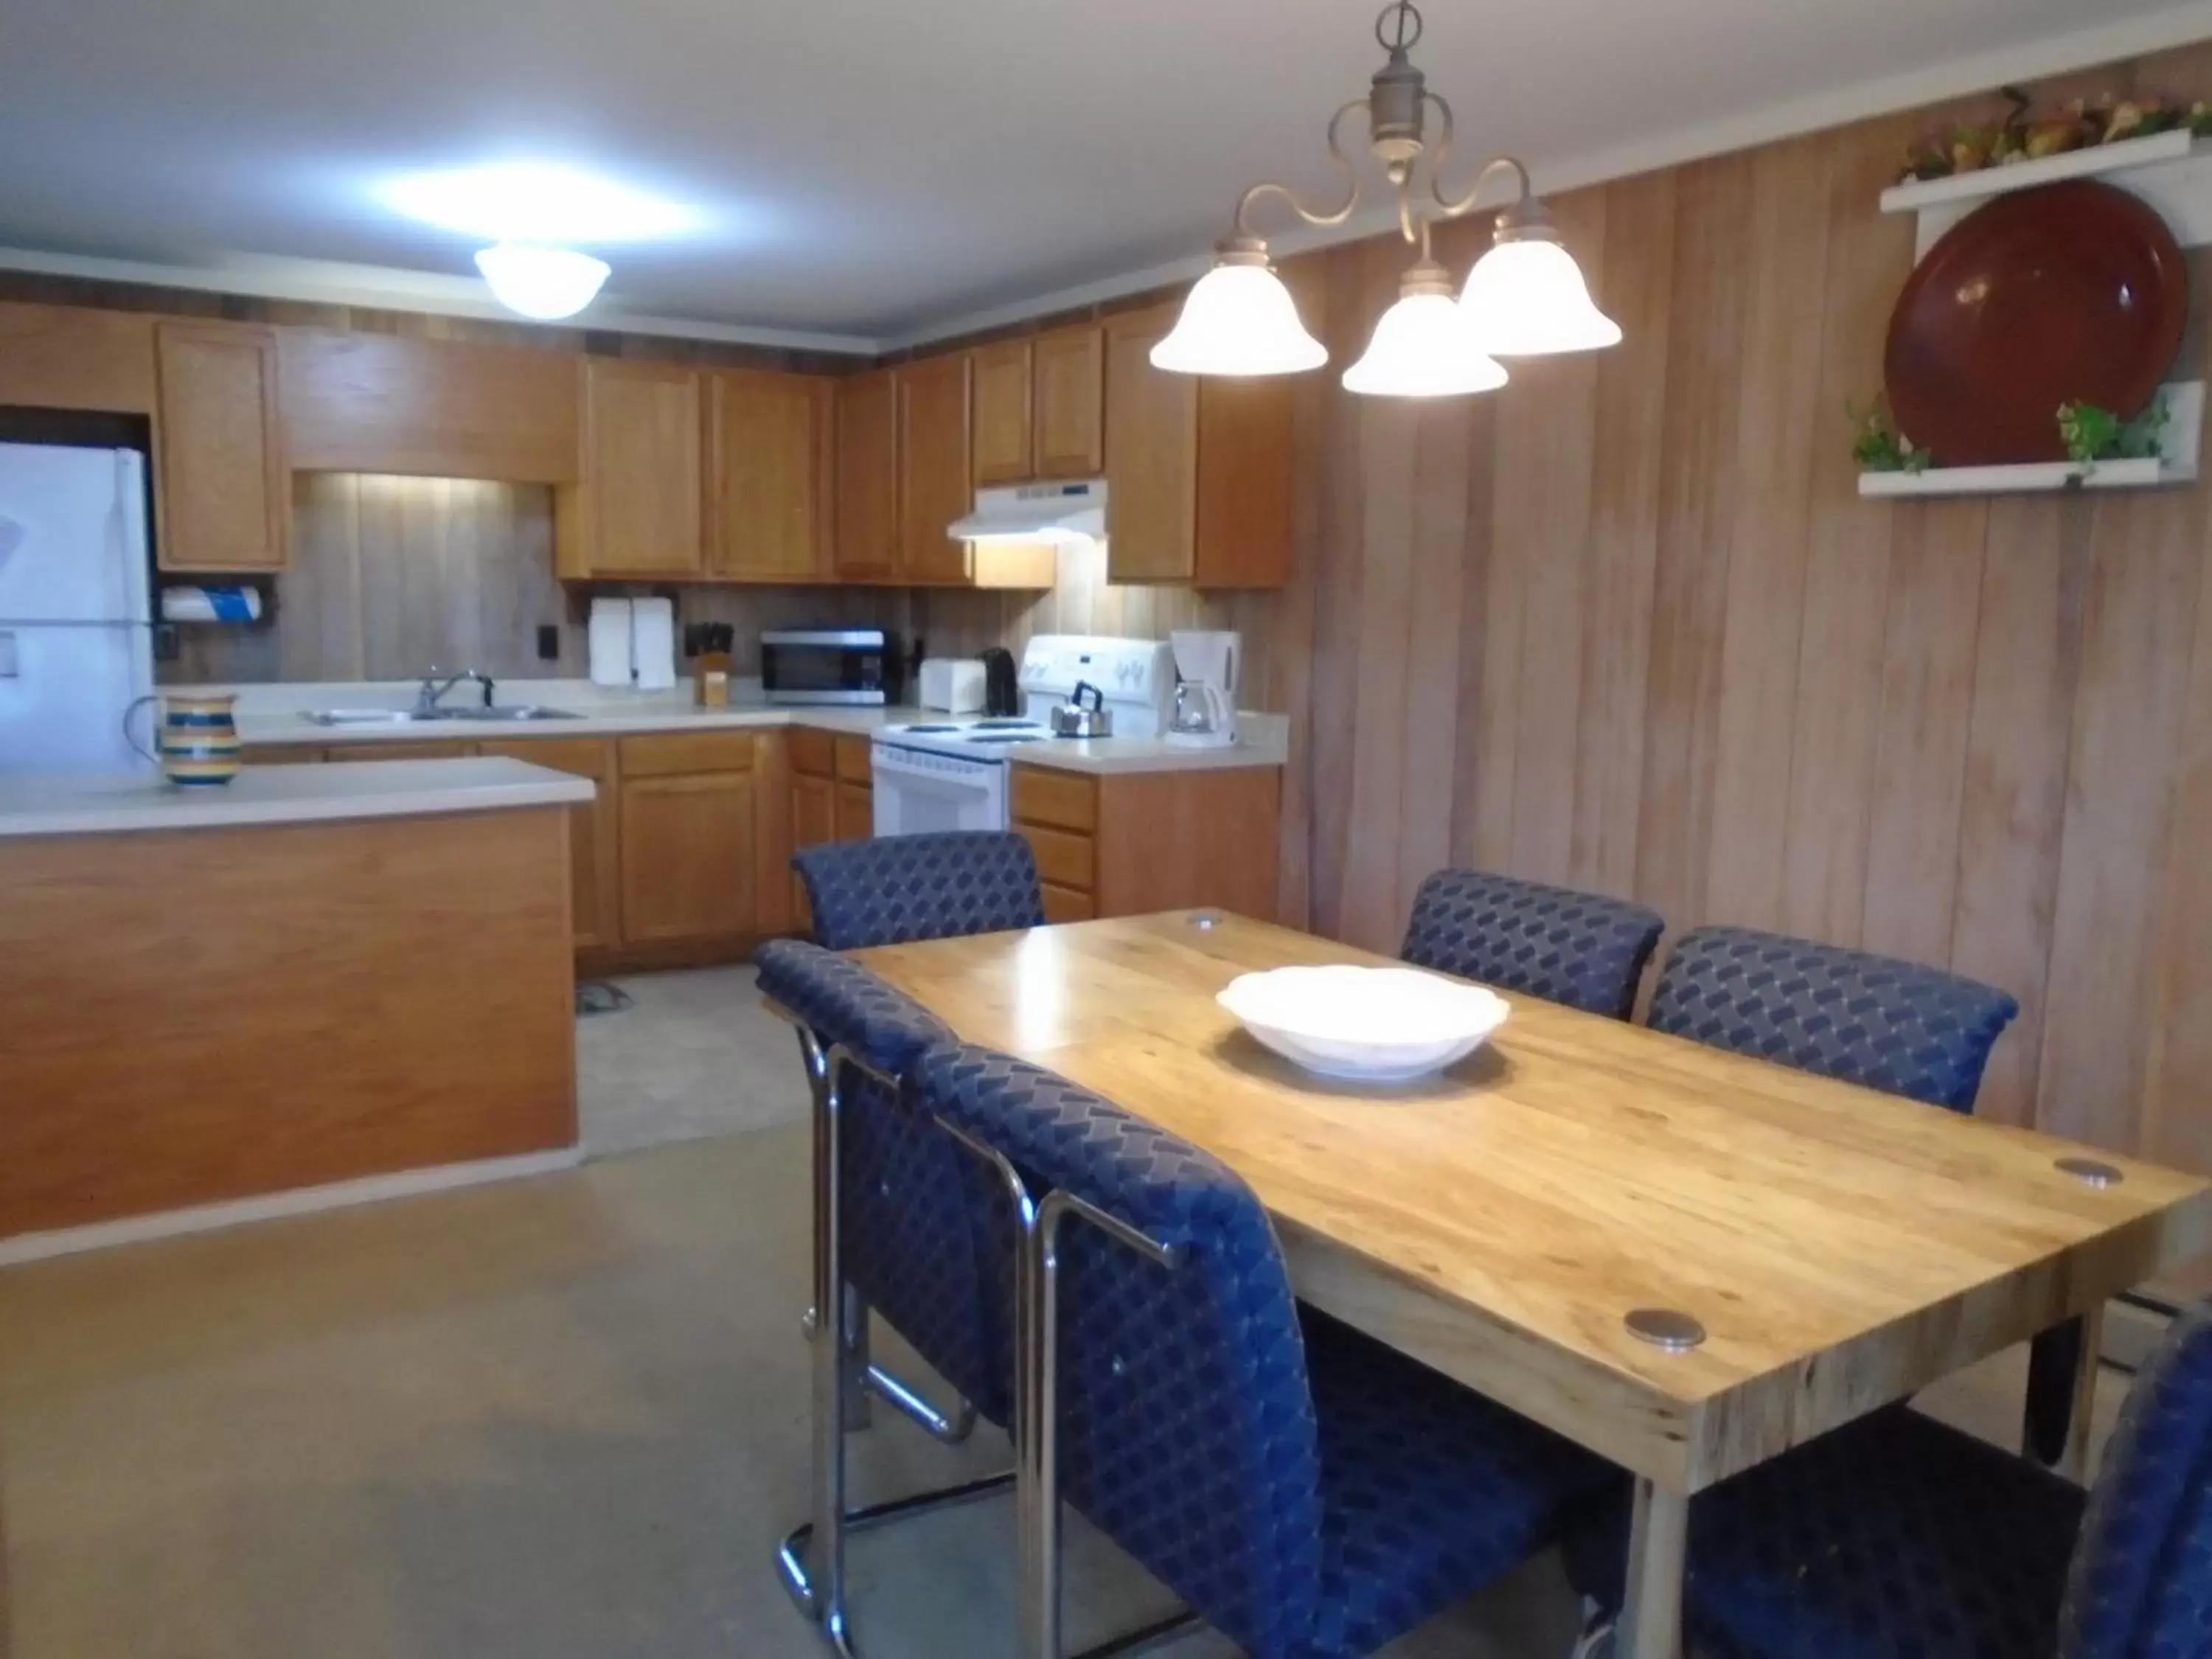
0;444;150;624
0;445;156;775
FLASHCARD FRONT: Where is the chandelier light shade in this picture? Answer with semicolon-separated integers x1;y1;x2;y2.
1159;1;1621;397
1150;241;1327;376
1343;260;1507;396
473;243;611;320
1461;223;1622;356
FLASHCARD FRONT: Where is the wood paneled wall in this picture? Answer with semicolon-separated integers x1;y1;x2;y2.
1276;42;2212;1175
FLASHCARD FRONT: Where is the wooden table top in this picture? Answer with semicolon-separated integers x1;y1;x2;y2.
855;912;2212;1490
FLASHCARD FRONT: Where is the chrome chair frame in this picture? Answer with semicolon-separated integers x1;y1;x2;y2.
772;1022;1197;1659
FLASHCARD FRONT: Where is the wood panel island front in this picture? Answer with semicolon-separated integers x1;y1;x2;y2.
0;757;591;1253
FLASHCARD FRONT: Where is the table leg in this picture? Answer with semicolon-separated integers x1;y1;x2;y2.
1615;1478;1686;1659
2061;1303;2104;1484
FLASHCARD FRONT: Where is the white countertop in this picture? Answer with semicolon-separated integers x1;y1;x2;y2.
223;679;1287;776
0;757;594;838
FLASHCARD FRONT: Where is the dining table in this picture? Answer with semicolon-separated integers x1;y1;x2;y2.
852;908;2212;1659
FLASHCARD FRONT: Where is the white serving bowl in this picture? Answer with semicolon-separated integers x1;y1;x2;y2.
1216;965;1510;1084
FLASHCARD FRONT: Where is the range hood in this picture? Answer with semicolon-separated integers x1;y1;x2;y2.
948;479;1106;545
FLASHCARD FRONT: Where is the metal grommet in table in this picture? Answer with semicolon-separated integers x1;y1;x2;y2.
2056;1156;2124;1189
1624;1308;1706;1352
1186;910;1222;930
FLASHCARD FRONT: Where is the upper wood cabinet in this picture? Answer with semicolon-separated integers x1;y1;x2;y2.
971;339;1034;485
898;353;973;585
557;357;704;578
154;320;286;573
278;330;579;483
834;366;899;579
1103;305;1291;588
1032;324;1105;479
706;369;832;582
0;303;156;414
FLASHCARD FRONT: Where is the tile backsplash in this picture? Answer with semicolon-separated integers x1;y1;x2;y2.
165;471;1279;708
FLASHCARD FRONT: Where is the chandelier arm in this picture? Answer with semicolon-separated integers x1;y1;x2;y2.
1232;99;1369;238
1424;91;1533;220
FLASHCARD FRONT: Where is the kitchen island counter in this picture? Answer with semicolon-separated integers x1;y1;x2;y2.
0;755;593;838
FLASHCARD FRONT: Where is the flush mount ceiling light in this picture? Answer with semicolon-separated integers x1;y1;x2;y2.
473;245;612;321
1152;2;1620;396
383;163;697;321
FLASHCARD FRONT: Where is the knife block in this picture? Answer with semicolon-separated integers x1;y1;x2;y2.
695;652;731;707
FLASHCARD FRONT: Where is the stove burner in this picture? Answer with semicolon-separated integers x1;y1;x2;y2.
899;723;961;734
970;719;1040;731
968;733;1043;745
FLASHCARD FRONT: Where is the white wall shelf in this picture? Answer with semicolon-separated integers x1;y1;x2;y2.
1857;380;2203;498
1881;130;2212;257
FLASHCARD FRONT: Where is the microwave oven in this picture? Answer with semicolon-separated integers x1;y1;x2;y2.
759;627;904;706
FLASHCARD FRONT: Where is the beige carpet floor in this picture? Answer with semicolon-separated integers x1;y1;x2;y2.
576;966;810;1156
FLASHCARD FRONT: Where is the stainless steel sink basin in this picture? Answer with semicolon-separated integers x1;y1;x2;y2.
303;705;581;726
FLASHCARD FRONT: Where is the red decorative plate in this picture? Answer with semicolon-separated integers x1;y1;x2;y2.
1884;178;2187;467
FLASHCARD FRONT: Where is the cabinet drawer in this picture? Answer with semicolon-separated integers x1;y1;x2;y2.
833;734;872;782
1040;881;1096;925
242;743;327;765
619;730;757;778
323;740;475;761
790;726;836;778
1012;765;1097;832
1020;824;1095;893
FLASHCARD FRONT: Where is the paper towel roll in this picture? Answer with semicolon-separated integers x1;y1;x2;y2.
632;597;677;692
588;597;634;687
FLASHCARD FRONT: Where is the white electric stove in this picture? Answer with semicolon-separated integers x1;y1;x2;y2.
870;636;1174;835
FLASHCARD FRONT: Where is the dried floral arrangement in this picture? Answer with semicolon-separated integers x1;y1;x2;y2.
1849;392;2171;476
1897;86;2211;184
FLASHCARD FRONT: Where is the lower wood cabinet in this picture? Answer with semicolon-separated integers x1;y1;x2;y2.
790;725;872;933
619;771;757;942
479;737;619;953
1010;762;1281;922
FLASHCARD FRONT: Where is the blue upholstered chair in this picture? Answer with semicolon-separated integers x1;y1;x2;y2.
1399;868;1664;1019
1565;1297;2212;1659
1646;926;2019;1110
793;831;1046;950
755;941;1019;1652
917;1040;1621;1659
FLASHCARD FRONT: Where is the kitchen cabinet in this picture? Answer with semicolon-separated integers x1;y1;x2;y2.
556;357;704;578
1032;324;1105;479
616;730;757;945
897;353;973;585
319;740;476;762
706;368;833;582
278;329;580;483
0;302;156;414
789;726;873;933
1009;761;1281;921
1102;304;1293;588
834;366;899;579
480;737;620;952
154;319;287;573
971;339;1034;485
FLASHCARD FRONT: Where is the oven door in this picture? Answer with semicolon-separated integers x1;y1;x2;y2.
869;741;1008;835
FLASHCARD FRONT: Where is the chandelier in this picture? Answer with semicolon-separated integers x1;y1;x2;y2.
1152;2;1621;397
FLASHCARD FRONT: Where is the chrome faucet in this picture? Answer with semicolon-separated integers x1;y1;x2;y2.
417;667;496;712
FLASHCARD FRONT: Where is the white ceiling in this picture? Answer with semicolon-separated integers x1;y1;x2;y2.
3;0;2208;348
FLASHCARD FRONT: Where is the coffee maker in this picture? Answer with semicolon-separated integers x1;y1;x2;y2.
1166;630;1239;748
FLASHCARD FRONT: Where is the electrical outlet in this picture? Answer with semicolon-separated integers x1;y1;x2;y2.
537;625;560;661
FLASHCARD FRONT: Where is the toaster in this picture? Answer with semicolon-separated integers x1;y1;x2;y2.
918;657;988;714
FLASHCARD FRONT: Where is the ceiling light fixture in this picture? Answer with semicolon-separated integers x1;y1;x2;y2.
383;164;697;322
1152;3;1620;397
473;244;612;321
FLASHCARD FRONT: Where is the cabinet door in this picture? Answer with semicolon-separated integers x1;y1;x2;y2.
155;320;285;572
480;737;620;951
1032;325;1104;479
575;358;703;575
790;769;837;931
707;369;831;581
619;771;758;942
897;354;973;585
834;367;900;578
835;780;874;841
970;339;1034;485
1102;306;1197;582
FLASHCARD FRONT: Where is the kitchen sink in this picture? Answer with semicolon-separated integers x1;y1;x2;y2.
304;705;582;726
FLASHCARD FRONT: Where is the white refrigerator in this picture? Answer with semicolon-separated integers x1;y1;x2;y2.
0;443;157;776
